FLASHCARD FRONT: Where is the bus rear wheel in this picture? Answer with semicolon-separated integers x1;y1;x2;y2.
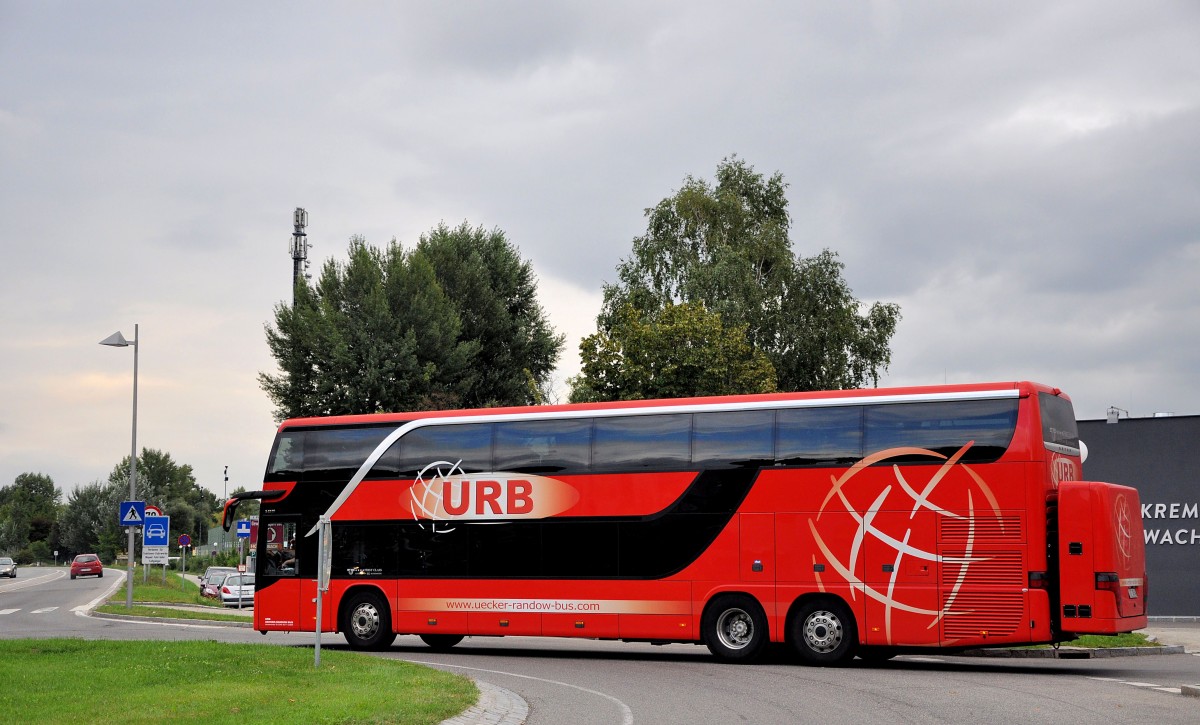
340;591;397;651
419;634;464;651
702;594;768;663
790;598;857;666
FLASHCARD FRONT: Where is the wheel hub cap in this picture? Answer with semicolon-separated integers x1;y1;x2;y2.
804;611;843;653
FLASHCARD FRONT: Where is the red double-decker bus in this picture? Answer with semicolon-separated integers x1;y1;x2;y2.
224;381;1147;665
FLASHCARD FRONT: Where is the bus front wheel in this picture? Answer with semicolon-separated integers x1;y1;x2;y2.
702;594;768;663
790;598;857;666
340;591;397;651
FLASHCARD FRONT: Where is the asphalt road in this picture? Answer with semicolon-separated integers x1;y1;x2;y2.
3;568;1198;724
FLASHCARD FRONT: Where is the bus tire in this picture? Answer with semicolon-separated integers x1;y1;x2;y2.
340;590;397;651
702;594;768;663
419;634;464;651
790;598;857;666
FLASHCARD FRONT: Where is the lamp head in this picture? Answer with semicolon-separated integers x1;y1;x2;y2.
99;331;132;347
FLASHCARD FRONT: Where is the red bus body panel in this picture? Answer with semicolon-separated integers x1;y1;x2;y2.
1057;481;1148;633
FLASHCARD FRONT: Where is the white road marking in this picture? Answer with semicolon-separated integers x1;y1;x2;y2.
31;607;59;614
0;608;18;615
1087;675;1185;697
0;569;66;592
407;658;635;725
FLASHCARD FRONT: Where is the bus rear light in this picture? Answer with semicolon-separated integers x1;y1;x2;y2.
1095;572;1120;593
1028;571;1048;590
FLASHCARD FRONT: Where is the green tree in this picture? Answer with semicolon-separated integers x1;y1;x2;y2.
0;473;62;559
570;302;776;402
260;226;563;420
261;237;477;419
58;480;124;561
107;449;218;547
578;156;900;400
417;222;564;407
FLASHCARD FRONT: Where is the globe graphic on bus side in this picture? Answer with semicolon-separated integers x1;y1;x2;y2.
809;442;1007;645
408;459;465;533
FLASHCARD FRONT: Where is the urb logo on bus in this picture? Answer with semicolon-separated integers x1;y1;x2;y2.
405;460;580;532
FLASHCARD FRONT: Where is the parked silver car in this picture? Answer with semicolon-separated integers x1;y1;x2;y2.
0;557;15;578
199;566;237;593
219;573;255;608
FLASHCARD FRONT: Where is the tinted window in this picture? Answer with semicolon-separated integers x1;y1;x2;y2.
1039;392;1080;450
776;407;863;465
592;414;691;470
544;522;618;576
692;411;774;468
865;399;1018;462
396;423;494;476
396;525;469;576
332;523;399;577
266;431;305;482
303;426;394;481
494;419;592;473
469;523;544;577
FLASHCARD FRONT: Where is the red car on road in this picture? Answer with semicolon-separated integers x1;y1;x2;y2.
70;554;103;579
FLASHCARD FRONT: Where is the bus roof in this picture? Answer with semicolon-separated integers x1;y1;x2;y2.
278;381;1062;432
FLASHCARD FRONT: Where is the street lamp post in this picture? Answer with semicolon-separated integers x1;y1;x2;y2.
100;324;138;609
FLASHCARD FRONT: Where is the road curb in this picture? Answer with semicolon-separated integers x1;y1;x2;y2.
441;681;529;725
89;609;254;628
959;644;1186;658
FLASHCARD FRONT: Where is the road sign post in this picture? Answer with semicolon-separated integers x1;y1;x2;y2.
315;516;331;668
179;534;191;589
233;519;252;610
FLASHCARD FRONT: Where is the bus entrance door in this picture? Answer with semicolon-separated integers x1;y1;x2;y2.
257;518;303;631
1057;481;1147;634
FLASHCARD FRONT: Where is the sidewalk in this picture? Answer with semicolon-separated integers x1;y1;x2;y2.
1141;621;1200;654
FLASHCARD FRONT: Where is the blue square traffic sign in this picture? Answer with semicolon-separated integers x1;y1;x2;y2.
119;501;146;527
143;516;170;547
236;519;252;538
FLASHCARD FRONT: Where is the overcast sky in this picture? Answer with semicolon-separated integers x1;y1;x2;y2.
2;2;1197;500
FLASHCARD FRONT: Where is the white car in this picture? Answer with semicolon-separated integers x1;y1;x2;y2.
146;522;166;539
0;557;15;578
219;573;255;607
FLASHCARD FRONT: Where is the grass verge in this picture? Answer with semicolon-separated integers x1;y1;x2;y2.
100;566;247;622
0;639;475;724
93;603;252;622
113;566;218;606
1061;632;1157;648
1013;632;1158;650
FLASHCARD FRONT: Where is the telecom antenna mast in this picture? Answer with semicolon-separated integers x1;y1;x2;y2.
289;207;310;302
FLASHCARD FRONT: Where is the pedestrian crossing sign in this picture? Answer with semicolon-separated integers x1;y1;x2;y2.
120;501;146;526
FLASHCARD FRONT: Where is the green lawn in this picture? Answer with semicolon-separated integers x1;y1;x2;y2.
93;603;252;622
110;566;219;605
1060;632;1157;648
0;639;475;724
95;567;251;621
